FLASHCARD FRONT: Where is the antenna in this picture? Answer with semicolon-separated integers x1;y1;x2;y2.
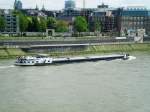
101;0;104;4
83;0;85;9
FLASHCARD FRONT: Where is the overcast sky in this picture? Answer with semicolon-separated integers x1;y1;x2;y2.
0;0;150;10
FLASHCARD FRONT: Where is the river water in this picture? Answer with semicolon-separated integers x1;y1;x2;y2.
0;52;150;112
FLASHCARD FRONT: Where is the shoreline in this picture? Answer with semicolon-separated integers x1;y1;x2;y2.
0;43;150;59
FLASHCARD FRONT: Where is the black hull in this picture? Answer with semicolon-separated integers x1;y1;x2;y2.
52;56;127;64
15;54;129;66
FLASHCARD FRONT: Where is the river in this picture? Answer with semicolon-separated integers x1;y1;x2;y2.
0;52;150;112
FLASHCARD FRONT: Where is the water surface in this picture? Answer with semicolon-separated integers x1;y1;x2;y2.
0;52;150;112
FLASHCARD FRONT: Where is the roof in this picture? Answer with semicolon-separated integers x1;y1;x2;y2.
122;6;148;16
148;10;150;16
92;7;118;16
94;7;117;13
123;6;147;11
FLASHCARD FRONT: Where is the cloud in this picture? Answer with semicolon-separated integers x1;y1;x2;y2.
0;0;14;9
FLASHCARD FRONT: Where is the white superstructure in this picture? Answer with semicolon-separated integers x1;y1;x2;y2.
15;55;53;66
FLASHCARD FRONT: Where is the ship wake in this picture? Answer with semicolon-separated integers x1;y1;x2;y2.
0;65;15;69
128;56;136;60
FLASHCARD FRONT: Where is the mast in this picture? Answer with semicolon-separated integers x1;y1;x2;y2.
83;0;85;9
14;0;17;9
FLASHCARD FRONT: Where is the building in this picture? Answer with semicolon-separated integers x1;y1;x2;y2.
146;10;150;35
14;0;22;10
97;3;108;9
21;9;47;18
0;9;19;34
58;0;96;23
41;10;60;18
20;5;60;18
119;6;149;36
8;0;150;36
89;4;119;33
81;8;96;19
65;0;76;10
41;5;46;11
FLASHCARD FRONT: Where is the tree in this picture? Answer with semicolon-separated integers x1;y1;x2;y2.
90;18;101;32
47;17;57;29
74;16;88;32
32;17;40;32
56;20;69;32
0;16;5;32
27;16;34;32
39;17;47;32
18;13;28;33
27;17;46;32
93;20;101;32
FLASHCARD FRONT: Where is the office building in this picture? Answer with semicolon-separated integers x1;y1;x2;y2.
119;6;149;36
89;4;119;33
65;0;76;10
0;9;19;33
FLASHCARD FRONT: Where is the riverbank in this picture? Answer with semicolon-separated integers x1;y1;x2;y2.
0;36;107;41
0;43;150;59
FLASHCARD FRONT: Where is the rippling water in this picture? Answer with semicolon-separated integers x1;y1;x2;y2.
0;52;150;112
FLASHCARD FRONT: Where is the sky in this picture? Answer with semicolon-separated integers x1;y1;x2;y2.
0;0;150;10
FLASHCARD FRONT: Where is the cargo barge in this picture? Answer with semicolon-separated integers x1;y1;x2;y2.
15;54;129;66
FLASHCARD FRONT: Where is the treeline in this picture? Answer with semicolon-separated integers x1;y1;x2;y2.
18;12;69;33
18;14;95;33
0;11;101;33
0;16;5;32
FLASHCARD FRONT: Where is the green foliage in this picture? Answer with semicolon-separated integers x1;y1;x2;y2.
56;20;69;32
89;18;101;32
18;13;28;32
0;16;6;32
47;17;57;29
26;16;34;32
74;16;88;32
28;17;47;32
15;11;47;32
47;17;69;32
39;17;47;32
94;20;101;32
32;17;40;32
